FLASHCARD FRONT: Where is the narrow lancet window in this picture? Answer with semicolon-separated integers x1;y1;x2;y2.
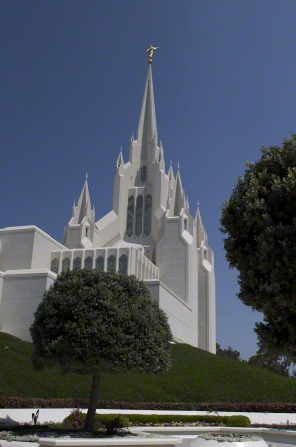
141;166;147;182
95;256;104;272
51;258;59;274
62;257;70;273
118;254;128;275
135;195;143;236
144;194;152;235
107;255;116;273
126;195;135;237
73;257;81;271
84;256;93;270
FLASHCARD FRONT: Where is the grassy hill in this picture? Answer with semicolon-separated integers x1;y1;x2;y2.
1;332;296;403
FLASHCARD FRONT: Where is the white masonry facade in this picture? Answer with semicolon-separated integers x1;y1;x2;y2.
0;65;216;353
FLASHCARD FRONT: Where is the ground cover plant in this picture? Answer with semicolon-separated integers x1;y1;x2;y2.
0;414;251;442
2;333;296;405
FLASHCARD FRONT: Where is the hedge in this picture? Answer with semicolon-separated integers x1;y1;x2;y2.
0;397;295;413
63;413;251;427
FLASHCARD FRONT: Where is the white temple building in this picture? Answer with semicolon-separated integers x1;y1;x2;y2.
0;62;216;353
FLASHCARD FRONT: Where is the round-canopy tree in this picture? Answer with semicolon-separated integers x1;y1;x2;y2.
30;270;173;431
221;134;296;358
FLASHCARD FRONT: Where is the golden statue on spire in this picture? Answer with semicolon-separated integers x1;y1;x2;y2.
147;45;160;64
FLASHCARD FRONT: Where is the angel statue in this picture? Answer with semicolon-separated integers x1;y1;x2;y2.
147;45;160;64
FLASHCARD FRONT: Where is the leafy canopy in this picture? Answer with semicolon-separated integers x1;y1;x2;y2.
30;270;173;374
221;134;296;357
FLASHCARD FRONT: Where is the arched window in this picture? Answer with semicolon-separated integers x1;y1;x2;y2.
107;255;116;273
141;166;147;182
95;256;105;272
144;194;152;235
62;257;70;273
135;195;143;236
126;195;134;237
84;256;93;270
73;257;81;271
51;258;59;274
118;254;128;275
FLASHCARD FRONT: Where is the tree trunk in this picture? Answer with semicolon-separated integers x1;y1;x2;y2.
84;368;102;432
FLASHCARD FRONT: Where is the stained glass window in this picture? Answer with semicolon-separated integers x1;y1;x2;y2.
135;195;143;236
107;255;116;273
141;166;147;182
73;257;81;271
118;254;128;275
144;194;152;235
126;195;134;237
51;258;59;274
95;256;104;272
84;256;93;270
62;257;70;273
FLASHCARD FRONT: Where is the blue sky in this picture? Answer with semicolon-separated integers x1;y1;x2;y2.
1;0;296;359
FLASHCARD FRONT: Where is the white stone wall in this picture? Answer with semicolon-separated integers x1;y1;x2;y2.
146;280;198;347
0;269;56;341
0;226;64;272
157;218;187;301
0;227;35;270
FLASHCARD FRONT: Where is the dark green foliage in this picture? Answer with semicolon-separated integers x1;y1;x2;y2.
226;416;251;427
97;415;130;435
30;270;172;373
62;413;249;427
221;135;296;356
248;346;293;376
29;270;172;431
216;344;241;361
63;413;129;434
3;333;296;405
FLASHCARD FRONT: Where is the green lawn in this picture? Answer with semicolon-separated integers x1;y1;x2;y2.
1;332;296;402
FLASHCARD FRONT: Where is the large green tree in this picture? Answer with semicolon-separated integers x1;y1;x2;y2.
221;134;296;357
248;346;292;377
30;270;172;431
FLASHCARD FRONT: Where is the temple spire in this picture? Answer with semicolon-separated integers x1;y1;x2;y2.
137;64;158;145
73;176;94;224
116;146;124;168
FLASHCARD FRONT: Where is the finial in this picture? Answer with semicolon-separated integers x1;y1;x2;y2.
130;132;134;142
73;199;76;208
160;140;163;147
170;160;172;166
147;44;160;64
177;161;180;171
85;172;88;180
197;200;200;209
120;145;122;152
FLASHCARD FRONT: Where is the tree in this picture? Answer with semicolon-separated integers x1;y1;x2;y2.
248;346;291;376
221;134;296;357
216;343;241;361
30;270;173;431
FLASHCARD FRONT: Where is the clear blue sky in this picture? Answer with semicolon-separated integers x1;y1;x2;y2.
1;0;296;360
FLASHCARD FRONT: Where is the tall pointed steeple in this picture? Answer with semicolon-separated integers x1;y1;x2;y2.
137;65;158;146
167;165;185;217
116;146;124;168
195;202;206;247
72;175;94;224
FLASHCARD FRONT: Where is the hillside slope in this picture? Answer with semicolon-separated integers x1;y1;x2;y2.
1;332;296;402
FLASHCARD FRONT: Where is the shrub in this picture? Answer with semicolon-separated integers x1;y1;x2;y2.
98;415;130;435
63;409;84;429
61;413;249;428
226;416;251;427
